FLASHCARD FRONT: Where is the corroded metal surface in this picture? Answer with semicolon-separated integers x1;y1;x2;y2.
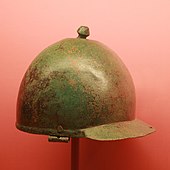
16;26;155;141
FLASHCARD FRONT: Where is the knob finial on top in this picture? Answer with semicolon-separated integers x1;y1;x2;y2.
77;26;90;39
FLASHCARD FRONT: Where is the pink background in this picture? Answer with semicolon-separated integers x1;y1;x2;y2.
0;0;170;169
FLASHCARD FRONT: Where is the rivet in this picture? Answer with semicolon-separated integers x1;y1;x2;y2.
57;125;64;133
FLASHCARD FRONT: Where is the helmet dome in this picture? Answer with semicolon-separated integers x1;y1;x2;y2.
16;26;155;141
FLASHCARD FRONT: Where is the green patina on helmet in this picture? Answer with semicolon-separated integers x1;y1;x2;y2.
16;26;155;142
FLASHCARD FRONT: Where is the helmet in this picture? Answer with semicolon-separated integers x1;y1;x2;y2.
16;26;155;142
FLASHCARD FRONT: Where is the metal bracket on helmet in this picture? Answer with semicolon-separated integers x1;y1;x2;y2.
48;136;70;143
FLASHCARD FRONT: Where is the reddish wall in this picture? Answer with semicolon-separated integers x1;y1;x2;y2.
0;1;169;170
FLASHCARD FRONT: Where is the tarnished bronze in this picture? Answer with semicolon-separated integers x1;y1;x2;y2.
16;26;155;141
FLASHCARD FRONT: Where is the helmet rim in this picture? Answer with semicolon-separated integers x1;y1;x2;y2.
16;118;155;141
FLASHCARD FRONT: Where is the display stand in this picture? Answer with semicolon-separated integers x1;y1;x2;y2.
71;138;79;170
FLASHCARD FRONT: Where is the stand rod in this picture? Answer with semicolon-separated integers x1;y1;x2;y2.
71;138;79;170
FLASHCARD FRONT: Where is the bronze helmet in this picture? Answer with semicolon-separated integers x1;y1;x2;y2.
16;26;155;142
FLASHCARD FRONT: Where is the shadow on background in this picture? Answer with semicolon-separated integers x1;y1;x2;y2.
80;136;157;170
